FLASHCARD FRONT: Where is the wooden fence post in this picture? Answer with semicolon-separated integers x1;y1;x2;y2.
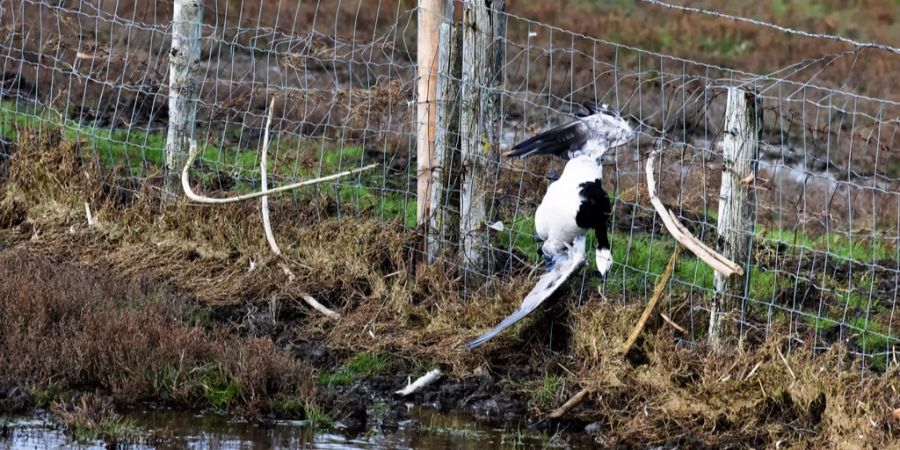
710;86;760;347
416;0;442;241
165;0;203;202
427;5;462;263
459;0;504;277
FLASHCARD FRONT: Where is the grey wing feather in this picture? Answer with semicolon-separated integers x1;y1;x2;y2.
465;236;587;349
503;121;589;159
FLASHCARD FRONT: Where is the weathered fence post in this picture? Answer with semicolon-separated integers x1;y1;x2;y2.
710;86;760;347
427;3;462;263
459;0;504;277
165;0;203;202
417;0;442;241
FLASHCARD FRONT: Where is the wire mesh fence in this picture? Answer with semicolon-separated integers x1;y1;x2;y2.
1;0;899;370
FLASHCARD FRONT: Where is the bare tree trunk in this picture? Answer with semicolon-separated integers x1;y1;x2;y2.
459;0;504;280
710;86;760;347
164;0;203;202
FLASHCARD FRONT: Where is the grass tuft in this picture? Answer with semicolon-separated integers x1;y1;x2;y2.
318;353;391;387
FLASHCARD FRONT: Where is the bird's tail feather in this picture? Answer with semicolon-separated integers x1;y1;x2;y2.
465;236;588;349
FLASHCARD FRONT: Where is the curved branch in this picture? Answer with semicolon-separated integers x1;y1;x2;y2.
181;145;379;204
645;150;742;277
259;98;281;255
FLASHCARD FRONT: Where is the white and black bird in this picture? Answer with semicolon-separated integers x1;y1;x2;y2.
466;102;634;350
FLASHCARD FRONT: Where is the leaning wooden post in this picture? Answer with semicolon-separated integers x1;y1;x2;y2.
164;0;203;202
427;6;462;263
710;86;760;347
417;0;442;243
459;0;504;277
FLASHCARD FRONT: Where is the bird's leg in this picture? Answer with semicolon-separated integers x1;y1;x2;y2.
542;242;568;271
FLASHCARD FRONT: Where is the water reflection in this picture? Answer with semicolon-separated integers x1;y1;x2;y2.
2;407;594;449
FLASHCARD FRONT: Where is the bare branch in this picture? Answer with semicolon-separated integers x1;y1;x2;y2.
622;245;682;355
181;145;379;204
645;150;742;277
259;98;281;255
301;293;340;320
395;369;442;396
548;387;592;419
659;312;687;334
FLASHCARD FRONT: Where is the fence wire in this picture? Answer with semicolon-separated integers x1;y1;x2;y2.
1;0;898;372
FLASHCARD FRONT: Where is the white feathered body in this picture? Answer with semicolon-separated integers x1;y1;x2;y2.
534;155;603;254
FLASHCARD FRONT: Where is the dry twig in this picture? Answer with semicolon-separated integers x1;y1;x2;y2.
659;312;687;334
776;346;796;381
301;293;340;320
548;387;592;419
395;369;442;396
622;244;682;355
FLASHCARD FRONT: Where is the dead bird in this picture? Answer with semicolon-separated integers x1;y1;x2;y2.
467;102;634;349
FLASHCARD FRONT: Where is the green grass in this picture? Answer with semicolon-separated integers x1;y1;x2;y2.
264;395;335;427
2;100;417;227
762;229;895;265
303;403;334;427
495;215;539;263
30;381;61;408
201;369;241;408
803;315;839;334
850;317;894;352
150;365;181;397
530;375;566;410
317;352;391;387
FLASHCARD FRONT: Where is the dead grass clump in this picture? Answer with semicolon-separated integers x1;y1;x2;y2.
557;299;900;447
0;248;316;416
50;393;140;445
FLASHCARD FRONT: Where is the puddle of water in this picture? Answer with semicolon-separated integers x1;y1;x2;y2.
1;406;596;449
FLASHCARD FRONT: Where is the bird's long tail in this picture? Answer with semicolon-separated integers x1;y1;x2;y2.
465;236;588;349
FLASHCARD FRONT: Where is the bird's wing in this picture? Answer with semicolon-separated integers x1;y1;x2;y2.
503;120;589;159
465;236;587;349
576;101;600;117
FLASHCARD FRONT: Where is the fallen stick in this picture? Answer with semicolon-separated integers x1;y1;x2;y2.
83;202;95;227
259;98;281;255
659;312;687;334
622;244;682;355
645;151;742;277
280;264;338;319
776;346;796;381
548;387;592;419
395;369;442;396
301;293;340;320
181;144;379;204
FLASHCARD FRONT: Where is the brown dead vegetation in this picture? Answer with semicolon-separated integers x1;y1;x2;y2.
3;126;900;447
0;246;316;415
